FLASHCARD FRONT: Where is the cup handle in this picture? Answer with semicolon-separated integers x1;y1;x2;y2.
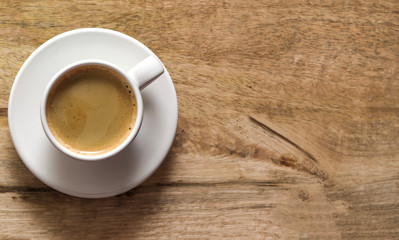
127;56;164;90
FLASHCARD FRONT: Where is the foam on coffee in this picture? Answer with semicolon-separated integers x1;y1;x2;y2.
46;65;137;155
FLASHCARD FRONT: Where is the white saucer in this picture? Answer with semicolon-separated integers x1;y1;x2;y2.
8;28;178;198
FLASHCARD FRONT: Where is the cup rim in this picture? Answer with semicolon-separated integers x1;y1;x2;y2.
40;59;144;161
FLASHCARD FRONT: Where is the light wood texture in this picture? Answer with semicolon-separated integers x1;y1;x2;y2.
0;0;398;239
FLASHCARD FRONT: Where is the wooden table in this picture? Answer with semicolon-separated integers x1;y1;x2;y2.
1;1;398;239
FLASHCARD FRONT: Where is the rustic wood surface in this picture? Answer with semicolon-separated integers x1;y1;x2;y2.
0;0;398;239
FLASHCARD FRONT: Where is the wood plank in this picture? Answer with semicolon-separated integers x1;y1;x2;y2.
0;183;341;240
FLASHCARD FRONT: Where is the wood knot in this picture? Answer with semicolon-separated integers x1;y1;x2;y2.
298;189;310;201
273;154;300;169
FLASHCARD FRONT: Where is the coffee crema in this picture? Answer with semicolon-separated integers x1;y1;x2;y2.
46;65;137;155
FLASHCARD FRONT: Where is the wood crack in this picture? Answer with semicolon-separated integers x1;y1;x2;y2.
249;116;318;163
249;116;328;181
0;181;287;195
155;181;283;187
0;186;53;193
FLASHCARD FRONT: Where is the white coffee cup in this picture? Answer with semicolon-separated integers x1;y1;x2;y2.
40;56;164;161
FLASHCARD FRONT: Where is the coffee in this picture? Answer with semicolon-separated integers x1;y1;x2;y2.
46;65;137;155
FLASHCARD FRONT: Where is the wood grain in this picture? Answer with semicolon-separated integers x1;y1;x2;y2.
0;0;398;239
